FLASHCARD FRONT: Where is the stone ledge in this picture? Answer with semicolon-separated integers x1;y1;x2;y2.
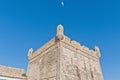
0;65;26;79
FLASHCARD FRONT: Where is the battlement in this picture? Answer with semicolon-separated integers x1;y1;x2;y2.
61;35;101;60
27;24;104;80
28;24;101;61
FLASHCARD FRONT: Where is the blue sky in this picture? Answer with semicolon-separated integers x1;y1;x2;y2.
0;0;120;80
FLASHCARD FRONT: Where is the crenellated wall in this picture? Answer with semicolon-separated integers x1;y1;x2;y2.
0;24;104;80
27;24;104;80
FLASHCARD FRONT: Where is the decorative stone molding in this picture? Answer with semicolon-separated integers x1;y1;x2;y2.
28;48;34;60
56;24;64;40
94;46;101;58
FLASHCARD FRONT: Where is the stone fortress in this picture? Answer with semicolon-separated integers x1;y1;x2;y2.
0;25;104;80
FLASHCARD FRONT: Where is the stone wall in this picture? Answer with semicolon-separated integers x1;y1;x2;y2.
0;65;26;80
27;25;104;80
27;47;59;80
61;47;103;80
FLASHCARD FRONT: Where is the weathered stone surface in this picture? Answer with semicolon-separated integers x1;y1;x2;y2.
0;24;104;80
61;47;103;80
27;24;104;80
27;47;58;80
0;65;26;80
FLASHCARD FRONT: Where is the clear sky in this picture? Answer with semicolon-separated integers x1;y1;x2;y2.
0;0;120;80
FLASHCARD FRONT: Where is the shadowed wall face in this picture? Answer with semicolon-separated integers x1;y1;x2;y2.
27;47;58;80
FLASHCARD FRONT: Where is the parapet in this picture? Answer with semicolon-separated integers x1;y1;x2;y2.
58;24;101;59
0;65;26;79
61;36;101;60
28;24;101;61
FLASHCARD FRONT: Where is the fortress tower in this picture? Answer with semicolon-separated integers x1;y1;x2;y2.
27;25;104;80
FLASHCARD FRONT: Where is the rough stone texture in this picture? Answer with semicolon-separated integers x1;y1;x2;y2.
61;47;103;80
27;24;104;80
0;24;104;80
0;65;26;80
27;47;58;80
